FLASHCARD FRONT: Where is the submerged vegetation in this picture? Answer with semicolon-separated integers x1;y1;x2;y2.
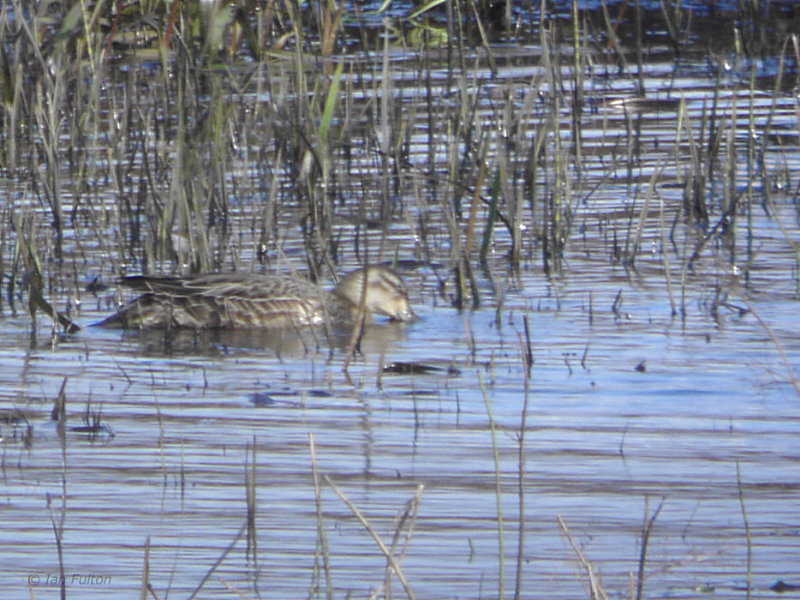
1;0;800;598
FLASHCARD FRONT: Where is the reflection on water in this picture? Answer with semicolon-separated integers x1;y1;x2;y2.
99;319;413;360
3;283;799;598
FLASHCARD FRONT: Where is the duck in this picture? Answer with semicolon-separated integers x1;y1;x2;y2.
96;265;416;330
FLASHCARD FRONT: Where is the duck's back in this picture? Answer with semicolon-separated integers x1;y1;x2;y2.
99;273;332;330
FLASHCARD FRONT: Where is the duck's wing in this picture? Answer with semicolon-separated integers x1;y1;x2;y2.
104;273;329;329
118;273;255;297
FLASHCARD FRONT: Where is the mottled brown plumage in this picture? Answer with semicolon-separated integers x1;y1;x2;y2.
97;266;415;330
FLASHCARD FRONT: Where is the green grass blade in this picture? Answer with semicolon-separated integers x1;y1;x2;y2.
319;60;344;146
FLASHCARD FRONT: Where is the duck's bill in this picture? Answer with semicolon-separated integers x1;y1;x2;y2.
391;307;418;323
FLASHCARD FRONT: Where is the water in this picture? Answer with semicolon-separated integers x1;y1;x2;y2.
2;3;800;599
3;276;798;598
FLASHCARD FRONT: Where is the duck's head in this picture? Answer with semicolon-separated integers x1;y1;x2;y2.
335;266;416;322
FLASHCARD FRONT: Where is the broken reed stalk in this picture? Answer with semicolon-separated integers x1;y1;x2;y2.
599;0;629;71
323;473;419;600
480;165;501;267
140;535;151;600
658;0;687;56
571;0;585;174
478;369;505;600
245;437;258;567
513;322;532;600
526;113;548;269
673;100;693;321
736;460;753;600
13;212;80;334
47;383;70;600
656;185;678;318
170;53;192;271
719;72;740;259
743;62;760;274
32;63;65;260
632;0;646;96
557;516;609;600
0;4;21;174
675;98;705;229
465;147;488;259
51;376;68;440
625;168;652;266
27;272;80;334
378;22;394;227
308;432;334;600
48;506;67;600
373;484;424;600
186;521;248;600
634;496;664;600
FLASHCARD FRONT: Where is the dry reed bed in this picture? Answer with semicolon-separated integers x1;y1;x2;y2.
0;2;796;321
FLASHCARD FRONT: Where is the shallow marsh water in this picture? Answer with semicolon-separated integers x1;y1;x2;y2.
2;1;800;599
